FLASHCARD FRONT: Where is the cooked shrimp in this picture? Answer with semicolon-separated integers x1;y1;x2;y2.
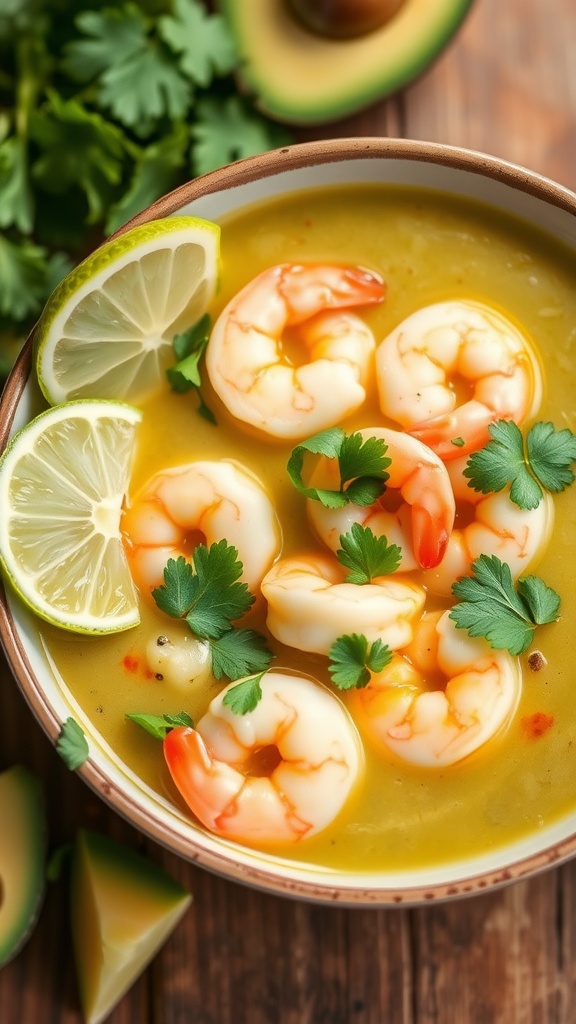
419;456;554;597
307;427;455;571
376;300;543;458
122;460;281;594
349;610;522;767
163;670;364;845
261;552;426;655
206;263;385;440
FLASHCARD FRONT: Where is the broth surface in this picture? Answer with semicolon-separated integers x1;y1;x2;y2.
40;185;576;871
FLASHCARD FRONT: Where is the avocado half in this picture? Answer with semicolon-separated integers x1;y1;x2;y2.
219;0;474;125
0;765;46;967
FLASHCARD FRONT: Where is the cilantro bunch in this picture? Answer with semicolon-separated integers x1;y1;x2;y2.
0;0;289;377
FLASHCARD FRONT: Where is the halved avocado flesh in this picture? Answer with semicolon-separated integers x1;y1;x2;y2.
0;765;46;967
220;0;474;125
71;830;192;1024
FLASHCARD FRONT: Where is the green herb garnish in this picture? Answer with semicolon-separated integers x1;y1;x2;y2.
0;0;290;371
153;546;254;639
464;420;576;509
221;672;265;715
336;523;402;584
449;554;560;655
166;314;215;422
152;548;273;691
287;428;391;508
328;634;392;690
126;710;193;740
56;717;90;770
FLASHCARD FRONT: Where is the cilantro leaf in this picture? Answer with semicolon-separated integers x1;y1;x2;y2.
287;429;390;509
222;672;265;715
158;0;237;87
328;634;392;690
101;43;191;130
450;554;561;655
0;135;34;232
56;717;89;770
526;421;576;493
211;629;273;681
61;7;150;83
337;431;391;494
191;95;291;177
0;233;51;319
464;419;576;510
152;556;198;619
63;5;192;131
126;710;193;740
337;523;402;584
166;313;216;422
30;91;127;223
152;543;254;640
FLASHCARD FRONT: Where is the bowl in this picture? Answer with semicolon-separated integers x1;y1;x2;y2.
2;137;576;906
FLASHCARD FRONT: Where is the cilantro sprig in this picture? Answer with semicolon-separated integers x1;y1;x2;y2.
328;634;392;690
166;314;215;423
464;420;576;509
449;554;560;655
56;717;90;770
0;0;290;370
152;546;274;688
336;523;402;584
287;428;391;509
126;710;193;740
222;672;265;714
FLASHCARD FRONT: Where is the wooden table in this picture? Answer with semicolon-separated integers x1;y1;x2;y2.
2;0;575;1020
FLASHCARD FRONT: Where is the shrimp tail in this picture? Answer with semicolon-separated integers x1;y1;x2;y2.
279;264;385;324
411;505;451;569
409;401;501;459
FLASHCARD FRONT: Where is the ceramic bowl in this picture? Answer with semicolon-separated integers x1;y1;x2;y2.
2;138;576;906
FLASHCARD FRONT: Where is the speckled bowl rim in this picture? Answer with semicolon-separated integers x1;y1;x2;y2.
2;137;576;907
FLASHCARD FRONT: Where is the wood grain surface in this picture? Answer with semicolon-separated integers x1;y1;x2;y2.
2;0;576;1021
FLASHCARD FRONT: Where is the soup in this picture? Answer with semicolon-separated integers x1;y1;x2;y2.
39;184;576;872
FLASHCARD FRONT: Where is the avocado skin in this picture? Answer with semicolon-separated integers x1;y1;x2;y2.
0;765;46;967
219;0;475;126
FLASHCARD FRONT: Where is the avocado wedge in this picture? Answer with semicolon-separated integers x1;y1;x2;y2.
219;0;474;125
0;765;46;967
71;830;192;1024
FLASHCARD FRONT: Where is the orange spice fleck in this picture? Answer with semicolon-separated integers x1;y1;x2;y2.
122;653;140;673
521;711;555;740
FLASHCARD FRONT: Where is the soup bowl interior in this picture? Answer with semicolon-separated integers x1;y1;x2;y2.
2;137;576;906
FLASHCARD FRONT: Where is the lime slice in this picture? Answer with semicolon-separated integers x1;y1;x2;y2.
0;400;141;634
35;216;220;405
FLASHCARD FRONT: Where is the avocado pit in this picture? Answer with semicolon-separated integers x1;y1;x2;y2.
286;0;406;38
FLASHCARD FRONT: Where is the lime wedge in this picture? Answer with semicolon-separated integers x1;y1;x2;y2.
0;400;141;633
35;216;220;405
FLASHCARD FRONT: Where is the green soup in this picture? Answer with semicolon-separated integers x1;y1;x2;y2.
40;184;576;871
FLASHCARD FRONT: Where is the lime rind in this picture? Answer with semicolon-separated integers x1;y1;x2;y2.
0;400;142;634
35;216;220;406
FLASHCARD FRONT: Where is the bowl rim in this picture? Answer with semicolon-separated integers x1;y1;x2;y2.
2;135;576;906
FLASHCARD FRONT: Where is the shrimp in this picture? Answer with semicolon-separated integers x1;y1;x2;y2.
419;456;554;597
122;460;281;595
163;670;364;845
205;263;385;440
376;300;543;458
261;552;426;655
307;427;455;571
349;610;522;767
